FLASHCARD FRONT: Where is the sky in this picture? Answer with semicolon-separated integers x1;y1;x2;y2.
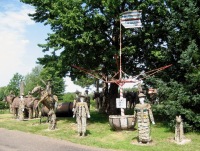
0;0;84;93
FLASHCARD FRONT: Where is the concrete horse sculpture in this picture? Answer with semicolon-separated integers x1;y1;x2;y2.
92;91;104;111
4;94;15;113
11;96;39;120
11;97;25;120
31;85;58;129
31;85;58;110
123;91;139;109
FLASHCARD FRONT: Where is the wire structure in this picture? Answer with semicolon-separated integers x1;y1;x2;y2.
72;11;172;116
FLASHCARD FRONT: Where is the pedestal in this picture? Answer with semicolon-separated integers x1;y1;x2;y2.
109;115;134;130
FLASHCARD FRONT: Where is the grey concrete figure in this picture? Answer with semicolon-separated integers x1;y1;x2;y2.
46;80;52;95
48;110;57;130
73;90;81;110
175;115;184;142
137;82;143;94
40;79;52;96
20;81;25;96
18;94;25;121
73;92;90;136
40;79;54;105
132;93;155;143
84;90;90;110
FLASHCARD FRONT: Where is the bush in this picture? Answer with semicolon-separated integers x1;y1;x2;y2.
149;77;200;132
0;101;8;111
62;93;75;102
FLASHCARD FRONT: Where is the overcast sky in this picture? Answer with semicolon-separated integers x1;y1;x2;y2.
0;0;84;93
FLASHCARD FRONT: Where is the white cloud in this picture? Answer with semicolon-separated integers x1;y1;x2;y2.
64;77;83;93
64;77;96;93
0;1;91;93
0;3;35;86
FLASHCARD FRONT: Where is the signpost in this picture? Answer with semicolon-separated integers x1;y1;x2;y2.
121;10;142;28
116;10;142;116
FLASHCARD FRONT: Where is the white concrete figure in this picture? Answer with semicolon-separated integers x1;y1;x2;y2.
132;93;155;143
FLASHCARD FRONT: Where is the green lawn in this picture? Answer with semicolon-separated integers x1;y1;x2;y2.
0;107;199;151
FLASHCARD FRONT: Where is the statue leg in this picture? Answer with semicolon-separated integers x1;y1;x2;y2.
77;116;82;136
82;117;87;136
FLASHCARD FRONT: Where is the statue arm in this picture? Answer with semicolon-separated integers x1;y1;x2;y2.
84;103;90;117
132;109;137;125
148;105;155;124
73;104;78;117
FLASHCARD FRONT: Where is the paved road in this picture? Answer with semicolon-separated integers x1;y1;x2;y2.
0;128;114;151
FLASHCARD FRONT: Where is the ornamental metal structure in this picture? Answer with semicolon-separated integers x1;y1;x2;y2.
112;10;143;116
72;10;172;116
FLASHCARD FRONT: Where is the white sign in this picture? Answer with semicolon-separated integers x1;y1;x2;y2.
120;11;142;28
116;98;126;108
121;20;142;28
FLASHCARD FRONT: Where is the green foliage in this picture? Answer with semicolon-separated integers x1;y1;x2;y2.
149;77;200;132
73;75;95;88
6;73;24;96
0;101;8;110
20;0;200;131
23;65;43;95
0;86;7;101
62;93;75;102
23;65;65;100
2;65;65;101
39;66;65;99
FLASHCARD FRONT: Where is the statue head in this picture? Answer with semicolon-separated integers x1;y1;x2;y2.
176;115;182;123
138;93;146;104
75;90;80;94
79;92;86;102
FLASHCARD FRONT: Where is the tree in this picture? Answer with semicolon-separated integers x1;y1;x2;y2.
21;0;170;114
19;0;176;114
21;0;200;131
24;65;65;100
39;66;65;100
23;65;43;95
6;73;24;96
0;86;7;101
151;0;200;132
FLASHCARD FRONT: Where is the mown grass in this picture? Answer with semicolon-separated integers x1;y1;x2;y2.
0;103;200;151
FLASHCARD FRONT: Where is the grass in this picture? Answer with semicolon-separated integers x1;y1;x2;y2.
0;104;200;151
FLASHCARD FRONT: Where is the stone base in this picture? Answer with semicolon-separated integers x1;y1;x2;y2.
131;139;155;146
169;137;191;145
109;115;134;130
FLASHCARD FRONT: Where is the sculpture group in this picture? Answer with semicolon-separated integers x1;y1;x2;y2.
4;91;39;120
3;80;190;145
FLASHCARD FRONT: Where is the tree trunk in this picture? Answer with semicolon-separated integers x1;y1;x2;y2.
96;80;99;92
107;83;120;115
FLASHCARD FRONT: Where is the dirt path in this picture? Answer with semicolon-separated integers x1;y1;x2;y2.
0;128;114;151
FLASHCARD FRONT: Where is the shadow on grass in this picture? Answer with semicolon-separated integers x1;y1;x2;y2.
89;110;109;124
